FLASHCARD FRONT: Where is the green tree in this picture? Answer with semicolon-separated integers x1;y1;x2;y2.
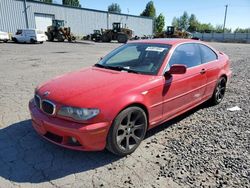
140;1;156;18
63;0;80;7
188;14;199;32
214;25;224;33
197;23;214;33
108;3;121;13
234;27;250;33
155;13;165;33
179;11;189;30
172;17;180;28
224;28;232;33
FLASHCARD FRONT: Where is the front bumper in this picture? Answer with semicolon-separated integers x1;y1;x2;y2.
29;100;111;151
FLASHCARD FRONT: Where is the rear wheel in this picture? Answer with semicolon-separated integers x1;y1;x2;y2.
106;106;147;156
117;34;128;43
209;76;227;105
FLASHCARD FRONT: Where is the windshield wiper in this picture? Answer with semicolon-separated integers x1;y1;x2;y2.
94;64;117;70
111;66;140;74
94;64;108;68
94;64;140;74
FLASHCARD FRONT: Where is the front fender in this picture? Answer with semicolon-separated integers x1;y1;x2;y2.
106;93;148;123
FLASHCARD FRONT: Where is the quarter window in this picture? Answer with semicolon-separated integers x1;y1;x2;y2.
168;43;201;69
199;44;217;63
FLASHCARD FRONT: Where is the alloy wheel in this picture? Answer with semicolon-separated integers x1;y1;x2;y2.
215;77;226;103
116;110;146;152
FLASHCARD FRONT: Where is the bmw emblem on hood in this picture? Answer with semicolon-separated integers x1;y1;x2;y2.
43;91;50;97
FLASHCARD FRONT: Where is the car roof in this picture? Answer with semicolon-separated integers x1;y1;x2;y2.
128;38;201;46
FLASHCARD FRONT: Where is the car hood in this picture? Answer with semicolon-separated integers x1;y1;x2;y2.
36;67;156;107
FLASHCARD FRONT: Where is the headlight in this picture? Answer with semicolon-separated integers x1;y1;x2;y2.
58;106;100;121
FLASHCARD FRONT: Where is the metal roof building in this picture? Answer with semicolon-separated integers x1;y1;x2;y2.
0;0;153;37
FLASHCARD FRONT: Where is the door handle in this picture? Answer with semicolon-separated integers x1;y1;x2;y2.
200;68;206;74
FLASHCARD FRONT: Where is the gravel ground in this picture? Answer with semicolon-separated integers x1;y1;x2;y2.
0;41;249;188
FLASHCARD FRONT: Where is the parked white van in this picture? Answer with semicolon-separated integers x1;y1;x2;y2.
12;29;46;43
0;31;10;43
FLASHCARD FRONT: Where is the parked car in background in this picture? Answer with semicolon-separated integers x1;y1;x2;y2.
29;39;232;156
12;29;46;44
0;31;10;43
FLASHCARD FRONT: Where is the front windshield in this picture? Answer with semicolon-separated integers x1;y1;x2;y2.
96;43;171;75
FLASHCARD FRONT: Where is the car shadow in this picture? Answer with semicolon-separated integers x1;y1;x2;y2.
46;40;94;45
0;102;209;184
145;101;209;138
4;41;42;45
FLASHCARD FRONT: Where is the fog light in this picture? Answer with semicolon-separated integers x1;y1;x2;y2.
68;136;81;146
71;137;77;143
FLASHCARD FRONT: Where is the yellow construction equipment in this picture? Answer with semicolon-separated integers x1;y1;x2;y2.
101;22;133;43
155;26;192;39
46;20;76;42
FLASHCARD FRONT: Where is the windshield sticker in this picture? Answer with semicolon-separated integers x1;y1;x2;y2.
146;47;165;52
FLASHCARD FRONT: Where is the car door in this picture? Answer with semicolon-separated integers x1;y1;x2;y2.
162;43;207;120
198;44;220;98
24;30;32;42
15;30;24;42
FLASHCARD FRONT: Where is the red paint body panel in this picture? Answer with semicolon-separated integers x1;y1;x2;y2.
29;39;232;151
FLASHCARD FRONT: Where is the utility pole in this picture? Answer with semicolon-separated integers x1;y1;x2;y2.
223;4;228;33
107;12;109;29
23;0;29;28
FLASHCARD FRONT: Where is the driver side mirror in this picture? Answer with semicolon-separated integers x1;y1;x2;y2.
165;64;187;76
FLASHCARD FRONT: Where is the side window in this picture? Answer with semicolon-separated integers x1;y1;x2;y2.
16;30;22;35
199;44;217;63
168;43;201;69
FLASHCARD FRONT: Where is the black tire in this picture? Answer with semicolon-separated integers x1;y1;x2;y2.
209;76;227;105
106;106;147;156
46;32;54;42
101;34;111;42
30;38;36;44
12;38;18;43
57;34;65;42
40;41;43;44
117;34;128;43
3;40;8;43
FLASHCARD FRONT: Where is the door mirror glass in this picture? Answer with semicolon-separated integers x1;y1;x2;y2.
165;64;187;75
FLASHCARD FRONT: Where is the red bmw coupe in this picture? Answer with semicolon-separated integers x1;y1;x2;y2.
29;39;232;156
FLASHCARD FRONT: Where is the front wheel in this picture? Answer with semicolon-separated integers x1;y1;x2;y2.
12;38;18;43
117;34;128;43
106;106;147;156
101;34;111;42
209;76;227;105
30;38;36;44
